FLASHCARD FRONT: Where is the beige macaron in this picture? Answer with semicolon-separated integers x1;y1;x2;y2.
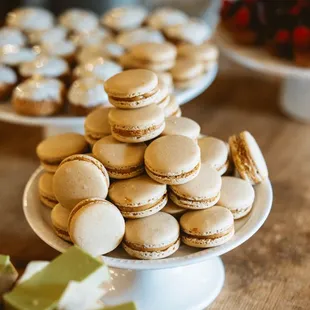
144;135;201;185
38;172;58;208
104;69;159;109
218;176;255;219
68;198;125;256
155;76;170;109
128;42;177;72
53;155;109;210
162;199;187;217
157;71;174;94
198;136;230;175
229;131;268;184
108;174;167;218
169;163;222;209
108;104;165;143
160;116;200;140
122;212;180;260
84;107;112;146
180;206;234;248
93;135;147;179
51;203;71;242
36;133;89;173
171;58;205;89
163;95;182;118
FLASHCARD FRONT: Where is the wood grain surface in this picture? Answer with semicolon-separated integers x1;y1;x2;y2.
1;60;310;309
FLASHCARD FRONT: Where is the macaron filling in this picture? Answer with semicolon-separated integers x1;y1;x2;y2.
123;237;180;252
109;86;159;102
112;122;165;138
53;226;70;241
40;193;58;206
105;164;145;178
182;225;234;241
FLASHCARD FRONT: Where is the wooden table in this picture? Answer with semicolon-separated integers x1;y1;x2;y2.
1;60;310;309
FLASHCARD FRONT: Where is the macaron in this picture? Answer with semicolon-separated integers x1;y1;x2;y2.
171;58;205;89
104;69;159;109
51;203;71;242
180;206;234;248
84;107;112;146
155;75;170;109
144;135;201;185
108;104;165;143
169;164;221;209
128;42;177;72
162;200;186;217
157;71;174;94
229;131;268;184
163;95;182;118
68;198;125;256
160;116;200;140
93;135;147;179
36;133;89;173
122;212;180;260
198;137;230;175
38;172;58;208
53;155;109;210
218;176;255;219
109;175;167;218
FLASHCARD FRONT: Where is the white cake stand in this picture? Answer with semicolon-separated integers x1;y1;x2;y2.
0;64;218;137
216;27;310;123
23;166;273;310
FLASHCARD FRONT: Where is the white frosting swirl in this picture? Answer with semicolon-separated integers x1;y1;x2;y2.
40;40;76;57
68;77;108;107
20;55;69;78
0;27;26;47
0;65;17;84
14;77;63;101
28;26;68;45
0;45;37;66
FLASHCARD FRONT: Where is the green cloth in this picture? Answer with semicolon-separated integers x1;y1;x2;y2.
0;255;18;298
104;302;137;310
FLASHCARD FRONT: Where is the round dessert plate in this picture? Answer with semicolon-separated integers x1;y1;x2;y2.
0;63;218;127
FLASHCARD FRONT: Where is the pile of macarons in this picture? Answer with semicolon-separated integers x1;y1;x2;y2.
0;6;218;117
35;68;269;260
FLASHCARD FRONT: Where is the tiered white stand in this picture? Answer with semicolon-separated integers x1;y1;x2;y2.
23;167;273;310
217;27;310;123
0;64;218;137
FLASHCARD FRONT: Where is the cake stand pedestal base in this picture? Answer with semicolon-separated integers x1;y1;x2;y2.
280;77;310;123
103;257;225;310
43;124;84;137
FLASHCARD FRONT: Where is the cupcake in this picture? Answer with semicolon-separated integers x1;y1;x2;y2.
6;7;54;32
0;26;27;47
19;55;70;83
73;57;122;82
59;8;98;34
0;65;18;101
68;77;109;116
12;77;65;116
27;26;68;45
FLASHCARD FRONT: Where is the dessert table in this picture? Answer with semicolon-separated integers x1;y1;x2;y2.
1;57;310;309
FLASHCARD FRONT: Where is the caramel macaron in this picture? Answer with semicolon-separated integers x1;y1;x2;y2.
229;131;268;184
169;164;221;209
180;206;234;248
36;133;89;173
51;203;71;242
108;104;165;143
144;135;201;185
38;172;58;208
198;137;230;175
68;198;125;256
123;212;180;260
109;175;167;218
93;135;147;179
53;155;109;210
218;176;255;219
104;69;159;109
84;107;112;146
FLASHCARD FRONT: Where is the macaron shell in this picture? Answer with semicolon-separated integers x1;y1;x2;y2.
162;200;186;217
177;43;219;62
163;96;181;118
38;172;57;208
171;58;204;81
51;203;71;242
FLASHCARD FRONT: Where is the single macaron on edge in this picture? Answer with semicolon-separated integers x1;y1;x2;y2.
144;135;201;185
108;104;165;143
218;176;255;219
229;131;268;184
68;198;125;256
180;206;234;248
53;154;110;210
104;69;160;109
36;133;89;173
51;203;71;242
38;172;58;208
108;174;168;218
92;135;147;179
122;212;180;260
169;163;222;209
